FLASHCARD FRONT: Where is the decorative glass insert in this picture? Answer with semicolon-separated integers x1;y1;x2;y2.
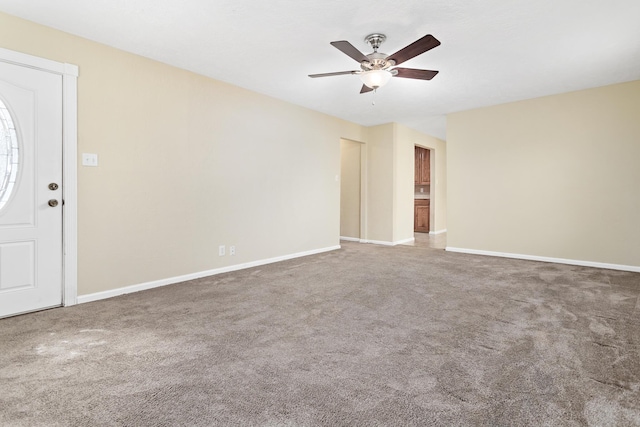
0;98;20;211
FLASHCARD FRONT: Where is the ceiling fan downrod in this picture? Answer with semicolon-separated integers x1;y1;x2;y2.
364;33;386;52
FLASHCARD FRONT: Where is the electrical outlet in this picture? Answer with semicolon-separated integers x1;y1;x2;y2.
229;246;235;256
82;153;99;167
218;245;225;256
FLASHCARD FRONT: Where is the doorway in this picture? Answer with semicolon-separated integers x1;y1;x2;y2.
0;48;78;318
340;138;365;241
414;145;431;233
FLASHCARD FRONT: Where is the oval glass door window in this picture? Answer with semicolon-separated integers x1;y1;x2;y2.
0;98;20;211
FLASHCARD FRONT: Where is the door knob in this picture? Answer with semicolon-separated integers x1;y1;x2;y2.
48;199;58;207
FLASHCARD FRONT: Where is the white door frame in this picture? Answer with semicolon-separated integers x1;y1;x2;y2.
0;47;78;307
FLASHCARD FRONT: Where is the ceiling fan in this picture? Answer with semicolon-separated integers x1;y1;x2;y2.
309;33;440;93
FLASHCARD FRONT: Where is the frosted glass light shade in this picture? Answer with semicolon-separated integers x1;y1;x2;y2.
359;70;392;89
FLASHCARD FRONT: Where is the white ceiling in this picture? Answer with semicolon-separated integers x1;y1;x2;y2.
1;0;639;140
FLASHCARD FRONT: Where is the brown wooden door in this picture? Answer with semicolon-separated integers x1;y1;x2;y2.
414;146;421;185
414;147;430;185
414;200;430;232
422;149;430;184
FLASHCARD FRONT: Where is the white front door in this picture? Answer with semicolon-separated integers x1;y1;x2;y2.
0;60;63;318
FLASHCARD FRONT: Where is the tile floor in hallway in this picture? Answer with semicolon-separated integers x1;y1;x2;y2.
404;232;447;249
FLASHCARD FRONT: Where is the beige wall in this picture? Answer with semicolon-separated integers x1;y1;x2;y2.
0;12;367;295
340;139;361;239
393;124;415;241
364;124;395;243
447;80;640;268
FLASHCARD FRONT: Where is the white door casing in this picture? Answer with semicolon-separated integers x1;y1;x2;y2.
0;48;78;318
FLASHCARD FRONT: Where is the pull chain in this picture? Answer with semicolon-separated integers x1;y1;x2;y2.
372;88;377;106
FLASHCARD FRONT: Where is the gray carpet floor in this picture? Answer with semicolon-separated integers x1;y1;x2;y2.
1;240;639;426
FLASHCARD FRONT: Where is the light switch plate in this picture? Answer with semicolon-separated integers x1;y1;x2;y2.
82;153;98;167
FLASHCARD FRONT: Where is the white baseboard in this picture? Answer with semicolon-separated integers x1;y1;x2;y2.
429;229;447;235
394;237;416;245
359;238;415;246
77;245;341;304
339;236;360;242
445;247;640;273
360;239;393;246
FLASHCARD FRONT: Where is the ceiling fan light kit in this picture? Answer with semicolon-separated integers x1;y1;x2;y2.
309;32;440;94
359;69;392;89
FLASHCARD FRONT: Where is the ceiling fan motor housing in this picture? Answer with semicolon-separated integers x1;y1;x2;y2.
361;34;396;73
361;52;396;71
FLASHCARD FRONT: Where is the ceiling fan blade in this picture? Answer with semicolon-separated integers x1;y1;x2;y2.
330;41;369;63
387;34;440;66
360;85;374;94
393;68;439;80
308;71;358;78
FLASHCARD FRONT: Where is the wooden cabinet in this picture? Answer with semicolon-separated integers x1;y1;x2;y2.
414;147;431;232
414;199;430;233
414;146;430;185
